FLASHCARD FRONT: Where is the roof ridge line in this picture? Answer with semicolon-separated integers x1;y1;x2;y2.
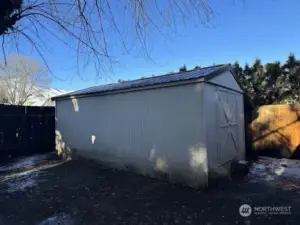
114;64;226;85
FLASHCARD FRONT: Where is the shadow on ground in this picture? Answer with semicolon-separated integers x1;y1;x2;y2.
0;154;300;225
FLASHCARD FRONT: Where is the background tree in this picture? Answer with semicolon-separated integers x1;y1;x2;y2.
231;53;300;107
232;61;244;83
0;88;9;104
1;0;215;77
0;55;51;105
179;64;187;72
283;53;300;103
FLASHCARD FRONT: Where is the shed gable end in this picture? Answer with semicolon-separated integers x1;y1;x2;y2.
208;71;243;92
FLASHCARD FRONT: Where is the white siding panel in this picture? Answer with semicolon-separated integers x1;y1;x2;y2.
203;83;245;178
56;83;208;187
209;71;243;92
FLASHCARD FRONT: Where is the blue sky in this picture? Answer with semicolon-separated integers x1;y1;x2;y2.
16;0;300;91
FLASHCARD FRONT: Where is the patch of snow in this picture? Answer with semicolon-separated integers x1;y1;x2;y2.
0;153;50;172
38;213;74;225
4;171;43;193
274;166;285;175
281;167;300;177
0;158;34;172
0;153;53;193
238;160;248;165
248;157;300;183
253;164;266;170
265;174;275;181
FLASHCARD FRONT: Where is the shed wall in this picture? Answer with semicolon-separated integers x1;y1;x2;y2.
55;83;208;187
209;70;243;92
203;83;245;177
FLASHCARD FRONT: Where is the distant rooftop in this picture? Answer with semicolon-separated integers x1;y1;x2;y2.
52;64;229;100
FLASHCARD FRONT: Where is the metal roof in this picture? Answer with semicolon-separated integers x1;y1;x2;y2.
52;65;229;100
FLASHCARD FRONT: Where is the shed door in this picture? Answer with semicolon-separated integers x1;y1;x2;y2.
217;89;239;165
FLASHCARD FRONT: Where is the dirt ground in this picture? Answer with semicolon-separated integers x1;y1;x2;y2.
0;153;300;225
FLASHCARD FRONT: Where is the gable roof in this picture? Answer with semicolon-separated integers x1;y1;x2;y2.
52;64;233;100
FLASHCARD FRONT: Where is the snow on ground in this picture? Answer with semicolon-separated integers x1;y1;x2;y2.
38;213;74;225
0;153;62;193
3;170;45;193
0;153;50;172
248;157;300;183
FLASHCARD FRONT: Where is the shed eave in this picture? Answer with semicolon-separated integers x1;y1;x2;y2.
51;77;207;101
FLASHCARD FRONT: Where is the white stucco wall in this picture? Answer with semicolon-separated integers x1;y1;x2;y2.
55;83;208;187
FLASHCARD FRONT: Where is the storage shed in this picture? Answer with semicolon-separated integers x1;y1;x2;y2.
52;65;246;187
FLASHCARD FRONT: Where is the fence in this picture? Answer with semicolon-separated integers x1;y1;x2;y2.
0;104;55;158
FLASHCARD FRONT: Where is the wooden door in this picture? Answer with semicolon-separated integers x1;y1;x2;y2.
217;89;239;165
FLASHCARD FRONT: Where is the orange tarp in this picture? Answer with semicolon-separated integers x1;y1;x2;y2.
250;104;300;154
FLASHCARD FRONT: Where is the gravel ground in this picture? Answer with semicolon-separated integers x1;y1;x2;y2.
0;153;300;225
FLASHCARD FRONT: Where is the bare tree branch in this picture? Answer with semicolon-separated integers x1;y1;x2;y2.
1;36;7;65
1;0;217;79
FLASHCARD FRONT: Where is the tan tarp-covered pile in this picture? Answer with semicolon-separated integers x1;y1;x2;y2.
251;104;300;156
